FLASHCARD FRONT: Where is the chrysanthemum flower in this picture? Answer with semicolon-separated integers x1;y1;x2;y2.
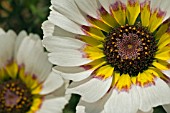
0;29;68;113
42;0;170;113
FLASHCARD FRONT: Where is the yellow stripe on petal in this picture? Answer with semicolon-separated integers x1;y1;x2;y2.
136;72;155;87
83;58;106;70
99;7;119;28
155;20;170;39
131;76;137;84
110;1;126;25
26;75;39;89
147;67;170;82
157;33;170;49
146;68;160;77
140;1;150;26
32;85;42;94
87;15;111;32
155;46;170;61
83;45;105;60
29;97;42;112
148;9;165;32
111;72;120;86
96;44;104;48
0;68;8;81
157;33;170;45
82;26;105;41
126;0;140;25
5;62;18;79
94;65;114;79
19;67;41;91
115;74;131;92
152;60;169;70
79;35;102;46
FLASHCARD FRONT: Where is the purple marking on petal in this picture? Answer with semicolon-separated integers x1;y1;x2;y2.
32;74;37;80
140;0;150;10
80;65;92;70
99;6;108;15
81;25;90;32
111;1;120;11
128;0;137;6
162;17;170;24
120;2;126;10
157;8;166;18
87;15;96;21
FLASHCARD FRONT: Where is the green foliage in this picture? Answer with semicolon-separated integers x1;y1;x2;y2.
154;106;167;113
0;0;50;37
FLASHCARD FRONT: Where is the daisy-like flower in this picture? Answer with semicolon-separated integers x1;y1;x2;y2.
0;28;68;113
43;0;170;113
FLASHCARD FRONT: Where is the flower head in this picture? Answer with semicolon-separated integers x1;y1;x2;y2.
43;0;170;113
0;29;67;113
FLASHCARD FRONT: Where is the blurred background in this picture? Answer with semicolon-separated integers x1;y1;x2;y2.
0;0;50;37
0;0;168;113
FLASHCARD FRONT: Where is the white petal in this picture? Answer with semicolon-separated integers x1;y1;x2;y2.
29;33;40;41
42;21;55;38
43;36;86;52
17;36;52;82
76;106;86;113
104;86;140;113
150;0;170;22
137;78;170;112
48;10;85;35
36;97;68;113
99;0;111;13
51;0;88;25
48;48;92;66
66;77;112;102
42;20;76;38
14;31;27;58
150;0;161;11
40;71;64;95
49;80;70;98
157;0;170;22
163;104;170;113
77;91;111;113
161;70;170;78
0;30;16;68
76;105;105;113
53;66;93;82
75;0;100;19
52;26;76;38
137;109;153;113
31;52;52;81
99;0;127;14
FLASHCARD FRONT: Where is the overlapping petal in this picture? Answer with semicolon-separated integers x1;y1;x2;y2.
0;29;68;113
43;0;170;113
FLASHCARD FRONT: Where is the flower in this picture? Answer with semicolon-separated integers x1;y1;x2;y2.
0;28;68;113
42;0;170;113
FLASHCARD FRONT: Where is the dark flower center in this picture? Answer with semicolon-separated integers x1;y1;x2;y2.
103;24;158;76
0;79;33;113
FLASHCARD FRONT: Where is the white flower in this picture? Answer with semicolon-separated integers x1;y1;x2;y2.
0;28;68;113
42;0;170;113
